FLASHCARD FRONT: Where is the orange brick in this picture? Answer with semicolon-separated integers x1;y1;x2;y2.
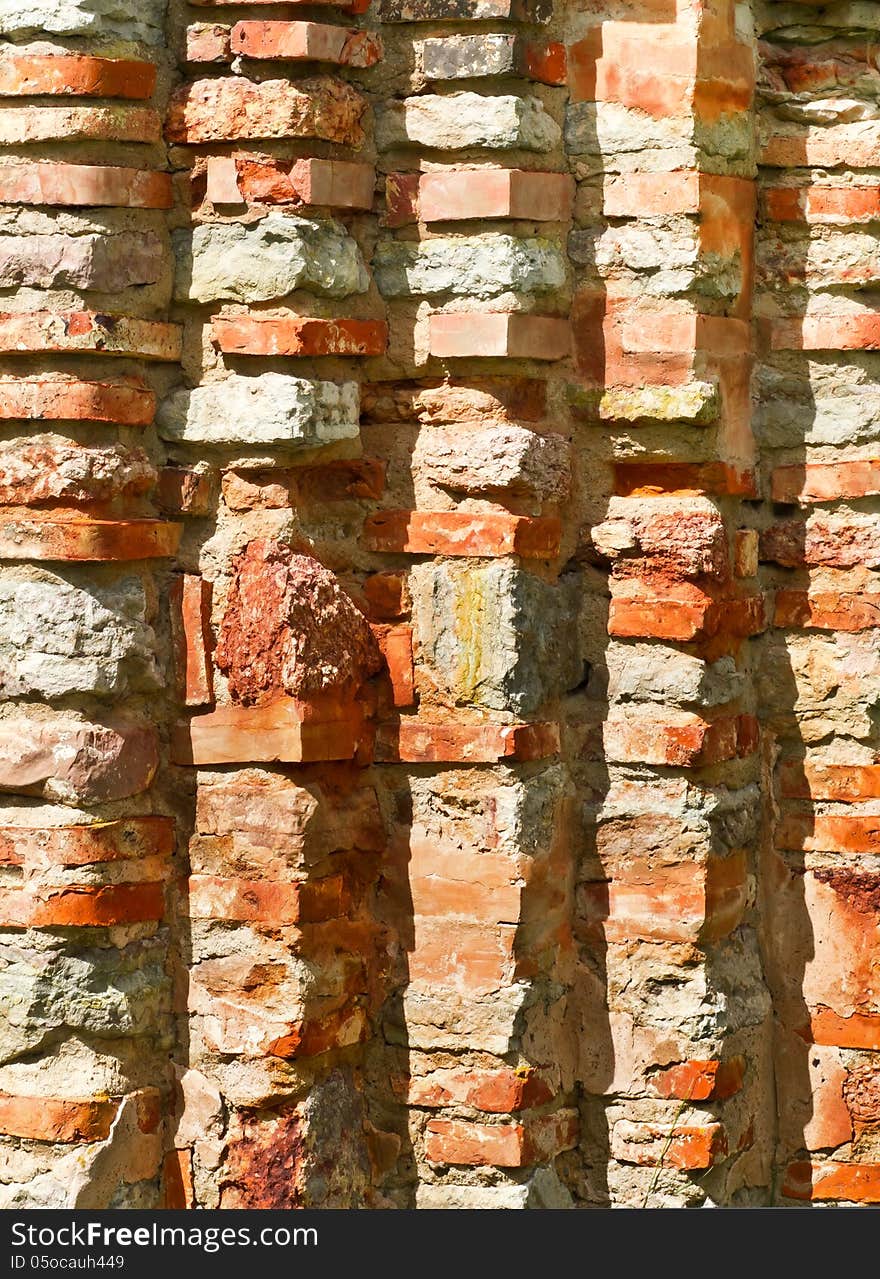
0;882;165;928
185;24;232;63
783;1160;880;1203
404;169;573;224
613;461;757;498
764;184;880;225
184;873;347;925
163;1150;195;1209
172;697;365;767
364;571;410;619
772;459;880;503
0;818;174;869
808;1008;880;1051
651;1058;746;1102
375;719;560;764
777;813;880;854
0;162;172;208
408;1066;554;1113
425;1110;578;1167
0;55;156;99
362;509;561;558
0;517;181;562
428;313;570;360
0;312;181;361
0;1094;120;1143
212;314;387;357
157;468;216;517
769;313;880;352
0;376;154;425
780;761;880;802
603;712;758;768
372;623;415;707
231;21;382;67
209;156;374;210
265;1003;369;1060
611;1121;727;1170
170;576;213;708
522;41;566;85
774;589;880;632
609;587;765;644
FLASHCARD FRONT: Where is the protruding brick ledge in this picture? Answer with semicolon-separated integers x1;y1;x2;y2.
0;162;173;209
0;376;155;425
807;1007;880;1050
650;1058;745;1102
0;106;162;145
386;168;573;226
0;56;157;100
0;882;165;928
363;509;561;558
0;1094;121;1143
230;22;383;67
0;818;175;867
772;460;880;503
172;698;365;766
0;313;182;361
408;1066;554;1113
608;584;765;644
768;313;880;352
0;517;182;562
375;719;560;763
425;1110;578;1168
203;155;374;209
613;461;757;498
212;314;387;357
783;1161;880;1204
428;313;570;360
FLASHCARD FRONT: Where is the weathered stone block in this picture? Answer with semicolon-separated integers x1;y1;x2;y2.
376;93;560;152
0;0;166;43
0;717;158;804
413;423;570;500
373;234;565;298
0;232;165;292
158;373;359;450
0;570;158;699
412;561;579;714
173;215;368;304
0;438;154;506
165;77;366;146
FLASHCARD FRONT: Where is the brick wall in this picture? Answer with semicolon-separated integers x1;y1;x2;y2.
0;0;876;1209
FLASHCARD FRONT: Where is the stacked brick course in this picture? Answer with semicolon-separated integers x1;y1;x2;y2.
0;0;876;1209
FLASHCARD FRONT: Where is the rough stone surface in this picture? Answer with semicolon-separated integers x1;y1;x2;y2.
375;93;561;152
0;438;155;507
174;216;368;304
157;374;359;450
0;233;165;293
373;234;566;298
0;717;158;804
413;424;570;500
215;538;381;704
0;0;166;43
165;77;366;146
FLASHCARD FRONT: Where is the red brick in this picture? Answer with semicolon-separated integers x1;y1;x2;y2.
0;55;156;99
0;1094;120;1143
0;312;181;361
611;1121;727;1170
0;818;174;868
362;509;561;558
375;719;559;763
604;170;702;218
783;1160;880;1203
650;1058;746;1102
808;1008;880;1050
184;872;347;925
0;162;172;208
522;41;566;86
761;516;880;569
185;24;232;63
764;184;880;225
364;571;410;619
204;155;241;205
372;624;415;708
603;712;758;768
613;461;756;498
0;376;154;425
408;1066;554;1113
772;459;880;503
780;761;880;802
425;1110;578;1167
761;130;880;171
212;314;387;357
231;21;382;67
212;156;374;209
163;1150;195;1210
402;169;573;224
408;917;515;993
777;813;880;854
0;882;165;928
769;313;880;352
264;1003;369;1060
157;467;216;517
0;105;161;144
170;576;214;708
428;313;570;360
172;697;365;766
774;589;880;632
0;517;181;562
165;76;366;146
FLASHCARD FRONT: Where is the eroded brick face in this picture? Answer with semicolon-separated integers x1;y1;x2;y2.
0;0;875;1214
